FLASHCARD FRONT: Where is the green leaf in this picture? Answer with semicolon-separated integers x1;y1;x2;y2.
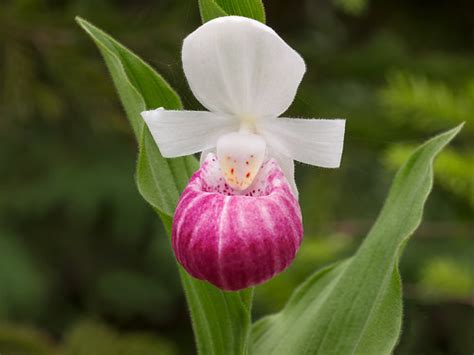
76;17;193;217
137;128;198;216
198;0;266;23
76;18;181;141
252;124;463;355
76;17;253;355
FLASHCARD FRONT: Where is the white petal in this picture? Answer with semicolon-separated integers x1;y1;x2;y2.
267;147;298;199
141;109;238;158
182;16;306;117
261;117;346;168
200;148;215;165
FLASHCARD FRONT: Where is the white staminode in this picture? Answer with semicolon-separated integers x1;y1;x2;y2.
216;132;266;190
141;16;346;197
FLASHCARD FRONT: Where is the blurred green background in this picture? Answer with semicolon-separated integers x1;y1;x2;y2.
0;0;473;354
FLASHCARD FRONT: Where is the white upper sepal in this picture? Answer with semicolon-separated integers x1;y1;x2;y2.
182;16;306;118
141;109;238;158
261;117;346;168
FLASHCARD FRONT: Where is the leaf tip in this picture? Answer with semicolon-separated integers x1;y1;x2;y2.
454;121;465;132
75;16;86;26
442;122;464;142
75;16;96;34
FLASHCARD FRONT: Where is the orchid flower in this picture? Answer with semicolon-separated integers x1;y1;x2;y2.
141;16;345;291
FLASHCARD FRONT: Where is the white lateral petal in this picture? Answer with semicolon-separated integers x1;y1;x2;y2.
200;148;215;165
262;118;346;168
182;16;306;117
141;109;238;158
267;147;298;199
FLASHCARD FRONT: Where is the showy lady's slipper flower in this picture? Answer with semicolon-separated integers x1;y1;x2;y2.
142;16;345;291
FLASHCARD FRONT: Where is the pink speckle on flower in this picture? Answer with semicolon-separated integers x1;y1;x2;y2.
172;153;303;291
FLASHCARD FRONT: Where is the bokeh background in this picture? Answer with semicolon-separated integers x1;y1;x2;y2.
0;0;473;354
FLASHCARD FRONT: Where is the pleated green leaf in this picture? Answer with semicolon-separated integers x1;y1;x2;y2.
199;0;266;23
76;17;253;355
252;124;463;355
